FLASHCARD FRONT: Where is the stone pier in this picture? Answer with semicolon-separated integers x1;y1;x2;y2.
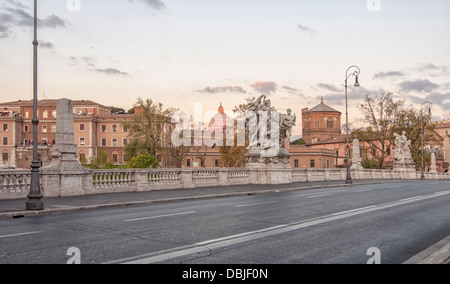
41;98;91;197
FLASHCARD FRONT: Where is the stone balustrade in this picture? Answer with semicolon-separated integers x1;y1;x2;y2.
0;170;35;200
0;167;448;200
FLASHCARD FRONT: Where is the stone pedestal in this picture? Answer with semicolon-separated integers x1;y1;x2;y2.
247;147;292;185
430;152;438;174
351;139;363;170
41;98;92;197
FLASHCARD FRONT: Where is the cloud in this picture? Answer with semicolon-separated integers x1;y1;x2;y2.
322;87;377;106
0;6;68;39
39;41;55;49
409;92;450;109
250;81;278;94
317;83;340;93
129;0;166;10
94;67;129;77
297;24;316;35
373;71;406;79
398;79;439;93
198;86;246;94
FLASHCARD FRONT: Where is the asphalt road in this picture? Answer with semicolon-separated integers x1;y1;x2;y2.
0;181;449;264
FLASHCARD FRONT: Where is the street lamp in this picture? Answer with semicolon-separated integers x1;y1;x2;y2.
344;65;361;185
420;101;432;181
26;0;44;210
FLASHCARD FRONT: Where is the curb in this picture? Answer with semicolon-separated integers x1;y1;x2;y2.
404;235;450;264
0;180;415;220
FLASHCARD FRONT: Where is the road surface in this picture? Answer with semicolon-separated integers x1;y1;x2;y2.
0;181;449;264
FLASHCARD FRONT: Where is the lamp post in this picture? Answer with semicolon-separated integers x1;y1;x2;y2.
420;101;432;181
344;65;361;185
26;0;44;210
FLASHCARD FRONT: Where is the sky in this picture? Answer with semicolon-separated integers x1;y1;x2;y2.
1;0;449;135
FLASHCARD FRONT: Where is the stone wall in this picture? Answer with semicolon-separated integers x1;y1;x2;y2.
0;167;448;200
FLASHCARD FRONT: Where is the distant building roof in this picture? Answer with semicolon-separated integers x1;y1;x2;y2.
304;98;341;114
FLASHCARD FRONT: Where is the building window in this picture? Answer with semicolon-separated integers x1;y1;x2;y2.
43;110;48;118
51;125;56;133
315;119;320;129
112;154;118;163
327;160;330;168
327;118;334;129
80;124;85;132
387;147;391;156
2;124;7;131
101;125;107;133
112;125;118;133
187;159;191;167
123;126;128;133
112;138;118;147
25;139;30;146
24;125;29;133
102;139;107;147
123;138;128;146
52;110;57;118
2;137;8;146
215;159;219;168
25;112;29;118
80;138;85;146
306;118;311;129
294;159;299;168
42;125;47;133
310;159;315;168
2;152;8;162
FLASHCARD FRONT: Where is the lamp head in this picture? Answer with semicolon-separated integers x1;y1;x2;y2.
354;76;360;87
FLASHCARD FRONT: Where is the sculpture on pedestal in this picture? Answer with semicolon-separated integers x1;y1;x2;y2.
393;131;416;171
245;95;295;184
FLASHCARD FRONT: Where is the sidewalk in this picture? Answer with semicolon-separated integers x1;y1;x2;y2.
0;179;407;219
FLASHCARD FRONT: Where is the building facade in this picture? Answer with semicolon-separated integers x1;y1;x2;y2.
0;99;131;168
302;98;342;145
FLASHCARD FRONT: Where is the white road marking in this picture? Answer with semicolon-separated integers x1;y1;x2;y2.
236;201;278;208
305;194;333;199
124;211;197;222
400;196;424;202
353;188;375;193
0;231;43;239
108;190;450;264
331;206;377;216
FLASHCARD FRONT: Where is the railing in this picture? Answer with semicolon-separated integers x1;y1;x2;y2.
92;170;135;191
0;170;34;200
0;167;449;199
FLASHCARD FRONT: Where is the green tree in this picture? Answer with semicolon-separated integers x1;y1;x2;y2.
127;154;158;169
122;98;177;159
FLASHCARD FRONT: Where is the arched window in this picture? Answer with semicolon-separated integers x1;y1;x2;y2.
327;118;334;129
315;119;320;128
306;118;311;129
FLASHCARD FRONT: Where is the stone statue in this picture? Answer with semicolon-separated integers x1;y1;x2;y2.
245;95;293;185
279;109;296;149
393;131;415;171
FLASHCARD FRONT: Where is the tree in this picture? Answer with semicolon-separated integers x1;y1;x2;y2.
127;154;158;169
122;98;177;159
296;138;306;145
352;92;435;170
